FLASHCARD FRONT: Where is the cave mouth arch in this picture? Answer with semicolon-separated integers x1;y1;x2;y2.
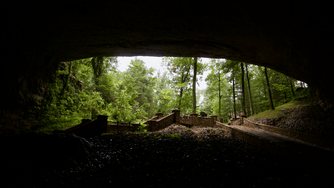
2;1;334;122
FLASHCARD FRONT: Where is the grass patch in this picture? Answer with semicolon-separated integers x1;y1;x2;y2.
250;100;310;119
275;100;309;110
250;110;284;119
33;117;81;134
145;133;182;139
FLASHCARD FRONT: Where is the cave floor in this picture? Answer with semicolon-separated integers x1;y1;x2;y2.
2;125;334;187
229;125;329;148
229;125;334;168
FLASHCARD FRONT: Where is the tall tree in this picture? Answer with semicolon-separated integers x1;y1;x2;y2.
91;56;104;86
245;63;254;116
193;57;197;113
154;71;174;114
232;77;237;119
264;67;275;110
162;57;206;114
91;56;118;85
288;77;295;97
218;66;221;121
163;57;192;111
240;62;246;116
205;59;227;121
60;61;73;97
221;60;240;118
124;58;155;118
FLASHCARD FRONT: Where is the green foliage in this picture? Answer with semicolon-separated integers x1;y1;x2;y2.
34;55;308;135
162;57;207;114
201;58;307;121
124;58;156;118
202;59;230;120
34;56;158;134
166;133;182;139
275;100;309;110
101;132;115;136
154;71;175;115
292;87;312;101
250;109;284;119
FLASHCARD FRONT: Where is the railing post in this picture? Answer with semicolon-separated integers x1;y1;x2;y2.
190;113;198;127
210;115;217;126
146;120;156;132
156;113;164;119
240;113;246;125
97;115;108;135
172;109;180;124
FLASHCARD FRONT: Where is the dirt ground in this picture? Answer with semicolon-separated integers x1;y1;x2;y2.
151;124;231;139
248;103;334;138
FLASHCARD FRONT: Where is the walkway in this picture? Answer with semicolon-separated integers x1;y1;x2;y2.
227;125;334;170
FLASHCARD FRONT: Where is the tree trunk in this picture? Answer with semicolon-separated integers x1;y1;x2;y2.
233;77;236;119
179;87;183;110
192;57;197;114
60;61;72;97
241;62;246;116
289;77;295;97
265;67;275;110
218;69;221;121
245;63;254;116
92;56;101;86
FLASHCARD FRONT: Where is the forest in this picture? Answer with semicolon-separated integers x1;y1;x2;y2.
33;56;310;134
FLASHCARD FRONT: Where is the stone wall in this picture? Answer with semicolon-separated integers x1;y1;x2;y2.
180;115;192;126
215;121;232;135
198;117;216;127
180;114;217;127
143;110;217;132
107;123;140;133
146;113;175;132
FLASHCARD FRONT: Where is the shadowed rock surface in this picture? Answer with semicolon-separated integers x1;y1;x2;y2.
1;4;334;181
2;1;334;125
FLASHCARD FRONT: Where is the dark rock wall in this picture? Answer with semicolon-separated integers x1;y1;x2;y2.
2;1;334;132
